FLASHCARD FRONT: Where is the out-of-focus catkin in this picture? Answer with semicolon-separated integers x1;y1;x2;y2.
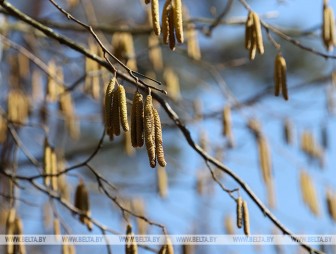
257;135;272;183
274;53;288;100
74;180;92;231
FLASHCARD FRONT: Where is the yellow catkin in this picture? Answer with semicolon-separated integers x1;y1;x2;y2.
153;107;166;167
144;95;156;168
53;218;61;241
186;24;201;61
274;53;288;100
74;181;92;230
257;136;271;183
252;12;264;55
157;166;168;198
47;60;58;102
322;1;336;51
111;89;121;136
173;0;183;43
18;52;29;79
136;93;144;147
168;8;176;50
300;170;320;216
51;149;58;192
112;32;137;71
266;179;276;209
224;215;234;235
222;106;232;138
148;33;164;71
118;85;129;132
44;139;51;187
236;197;243;228
326;189;335;221
0;115;7;143
245;12;254;50
162;0;172;44
131;198;147;235
104;77;116;133
242;201;250;236
6;208;16;254
151;0;161;36
166;236;174;254
163;68;181;101
14;217;26;254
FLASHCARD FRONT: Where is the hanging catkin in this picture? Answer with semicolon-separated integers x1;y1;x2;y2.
236;197;243;228
257;135;272;183
157;166;168;198
153;107;166;167
173;0;183;43
126;224;138;254
242;201;250;236
136;93;144;147
162;0;172;44
322;0;336;51
274;53;288;100
144;95;156;168
74;180;92;231
151;0;160;36
104;77;115;133
252;12;264;55
118;85;129;132
43;138;52;187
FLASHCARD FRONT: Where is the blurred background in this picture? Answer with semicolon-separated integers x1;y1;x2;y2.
0;0;336;253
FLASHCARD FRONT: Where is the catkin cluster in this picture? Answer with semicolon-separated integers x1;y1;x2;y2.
161;0;184;50
236;197;250;235
322;0;336;51
300;170;320;216
144;95;167;168
104;78;129;139
6;208;25;254
245;11;264;60
274;53;288;100
125;224;138;254
43;139;59;192
74;180;92;231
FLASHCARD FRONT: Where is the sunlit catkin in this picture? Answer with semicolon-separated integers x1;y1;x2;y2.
43;139;52;187
173;0;183;43
162;0;172;44
236;197;243;228
151;0;160;36
104;77;115;133
322;0;336;51
252;12;264;55
186;24;201;61
148;34;163;71
222;106;232;138
257;135;271;183
118;85;129;132
163;68;181;101
274;53;288;100
153;107;166;167
224;215;234;235
0;115;7;143
144;95;156;168
242;201;250;236
53;218;61;241
136;93;144;147
131;93;138;147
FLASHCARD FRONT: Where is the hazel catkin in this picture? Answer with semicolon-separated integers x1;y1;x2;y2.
144;95;156;168
153;107;166;167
